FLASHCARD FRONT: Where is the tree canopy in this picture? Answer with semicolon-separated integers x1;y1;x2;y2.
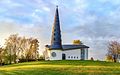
106;41;120;62
0;34;40;64
73;40;83;45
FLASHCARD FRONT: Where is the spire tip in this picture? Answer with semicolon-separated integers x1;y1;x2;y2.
56;5;58;8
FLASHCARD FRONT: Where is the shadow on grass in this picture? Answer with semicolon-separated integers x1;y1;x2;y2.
0;66;120;75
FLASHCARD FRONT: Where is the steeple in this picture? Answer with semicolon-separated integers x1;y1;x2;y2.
51;6;62;49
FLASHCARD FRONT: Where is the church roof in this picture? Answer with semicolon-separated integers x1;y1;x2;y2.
62;45;89;50
50;6;62;49
45;44;89;50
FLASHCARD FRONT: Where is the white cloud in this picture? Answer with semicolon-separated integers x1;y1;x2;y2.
42;7;50;12
0;0;23;8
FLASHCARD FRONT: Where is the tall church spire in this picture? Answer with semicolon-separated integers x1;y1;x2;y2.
51;6;62;49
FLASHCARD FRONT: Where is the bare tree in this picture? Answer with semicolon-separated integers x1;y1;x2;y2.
0;46;9;65
25;38;39;61
4;34;40;63
107;41;120;62
0;47;4;65
5;34;19;64
31;39;39;59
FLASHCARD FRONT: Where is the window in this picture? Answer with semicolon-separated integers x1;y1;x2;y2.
71;56;73;58
77;57;78;59
51;52;56;57
68;56;70;58
74;56;76;59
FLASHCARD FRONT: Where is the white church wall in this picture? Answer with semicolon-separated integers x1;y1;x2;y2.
63;49;81;60
50;50;62;60
45;48;88;60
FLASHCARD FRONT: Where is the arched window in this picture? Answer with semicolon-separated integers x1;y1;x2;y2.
74;56;76;59
68;56;70;58
77;57;78;59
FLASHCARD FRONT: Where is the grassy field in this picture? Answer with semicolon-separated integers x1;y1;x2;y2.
0;60;120;75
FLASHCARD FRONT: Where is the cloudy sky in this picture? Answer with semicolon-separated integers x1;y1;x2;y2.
0;0;120;60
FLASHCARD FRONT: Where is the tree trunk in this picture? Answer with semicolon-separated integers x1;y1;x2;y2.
113;55;117;62
14;54;17;63
113;58;117;62
0;60;2;66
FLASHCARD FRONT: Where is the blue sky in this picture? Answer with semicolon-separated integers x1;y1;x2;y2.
0;0;120;60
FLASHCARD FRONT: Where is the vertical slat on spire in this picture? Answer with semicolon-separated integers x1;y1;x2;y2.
51;6;62;49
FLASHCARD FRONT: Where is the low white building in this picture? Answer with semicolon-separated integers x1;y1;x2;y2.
45;6;89;60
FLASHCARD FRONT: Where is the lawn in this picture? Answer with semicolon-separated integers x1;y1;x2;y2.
0;60;120;75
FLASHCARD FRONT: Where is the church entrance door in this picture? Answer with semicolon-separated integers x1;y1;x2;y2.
62;54;66;60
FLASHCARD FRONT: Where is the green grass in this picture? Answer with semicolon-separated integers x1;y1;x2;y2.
0;60;120;75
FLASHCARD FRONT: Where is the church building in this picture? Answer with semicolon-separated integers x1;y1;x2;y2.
45;6;89;60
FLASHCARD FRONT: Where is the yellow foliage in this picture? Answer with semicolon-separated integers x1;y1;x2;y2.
73;40;83;45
